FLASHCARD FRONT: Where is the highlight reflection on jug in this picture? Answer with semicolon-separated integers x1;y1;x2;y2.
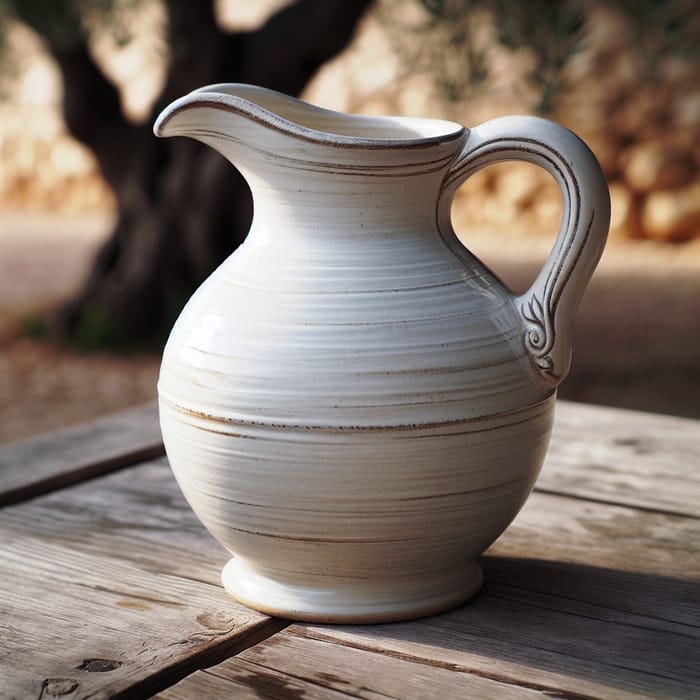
155;84;610;623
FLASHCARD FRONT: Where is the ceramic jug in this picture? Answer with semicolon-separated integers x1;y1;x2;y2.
154;84;610;623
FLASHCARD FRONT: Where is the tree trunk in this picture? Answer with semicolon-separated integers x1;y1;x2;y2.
18;0;373;347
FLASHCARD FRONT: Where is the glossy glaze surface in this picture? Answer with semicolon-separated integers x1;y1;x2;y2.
155;84;609;622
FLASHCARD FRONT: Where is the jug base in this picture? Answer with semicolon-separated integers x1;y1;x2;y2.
221;558;483;623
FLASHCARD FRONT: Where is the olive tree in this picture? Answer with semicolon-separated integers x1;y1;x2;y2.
1;0;372;345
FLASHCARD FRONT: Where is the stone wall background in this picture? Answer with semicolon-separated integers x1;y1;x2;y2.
1;1;699;245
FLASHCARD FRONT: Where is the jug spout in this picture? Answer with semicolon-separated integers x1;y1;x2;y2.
154;83;465;145
154;83;466;189
153;84;300;176
154;83;470;236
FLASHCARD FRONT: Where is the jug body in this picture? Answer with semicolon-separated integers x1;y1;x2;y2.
155;84;609;622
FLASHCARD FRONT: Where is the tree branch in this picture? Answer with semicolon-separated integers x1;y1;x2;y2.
156;0;230;106
236;0;374;94
14;2;141;190
56;46;144;182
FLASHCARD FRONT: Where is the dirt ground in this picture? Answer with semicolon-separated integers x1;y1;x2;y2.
0;212;698;446
0;213;159;444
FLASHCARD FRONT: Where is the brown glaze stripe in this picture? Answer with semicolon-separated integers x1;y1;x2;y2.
160;393;555;434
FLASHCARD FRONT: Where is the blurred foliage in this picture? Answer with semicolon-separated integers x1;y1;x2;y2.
71;303;127;350
384;0;700;114
3;0;698;116
0;0;145;101
0;0;140;49
22;313;50;340
611;0;700;75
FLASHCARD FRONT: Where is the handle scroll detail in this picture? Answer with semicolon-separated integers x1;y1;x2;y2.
440;116;610;388
520;209;596;378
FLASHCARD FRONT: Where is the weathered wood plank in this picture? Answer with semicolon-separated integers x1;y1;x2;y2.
543;401;700;517
289;492;699;700
156;576;698;700
0;458;287;700
0;401;164;506
0;457;220;584
156;631;549;699
151;488;700;700
282;587;696;700
496;491;700;586
1;400;698;699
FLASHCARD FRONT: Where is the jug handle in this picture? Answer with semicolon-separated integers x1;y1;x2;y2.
439;116;610;388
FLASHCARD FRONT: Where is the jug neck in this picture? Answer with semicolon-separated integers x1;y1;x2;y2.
247;167;457;243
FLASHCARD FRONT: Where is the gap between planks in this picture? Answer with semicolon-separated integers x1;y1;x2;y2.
0;401;163;507
0;457;291;700
532;485;699;520
2;447;697;698
151;471;699;700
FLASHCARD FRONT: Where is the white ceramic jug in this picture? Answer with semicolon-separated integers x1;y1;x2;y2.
154;84;609;622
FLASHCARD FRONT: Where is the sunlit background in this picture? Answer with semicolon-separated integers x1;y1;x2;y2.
1;0;698;443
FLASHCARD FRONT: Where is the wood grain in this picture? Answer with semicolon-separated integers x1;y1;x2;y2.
1;400;698;698
0;402;163;507
289;491;699;700
542;401;700;517
0;458;287;700
156;631;549;699
151;482;700;699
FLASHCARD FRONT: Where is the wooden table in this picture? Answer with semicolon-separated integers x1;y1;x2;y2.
1;400;698;699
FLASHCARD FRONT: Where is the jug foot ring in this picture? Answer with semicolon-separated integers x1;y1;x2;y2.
221;558;483;623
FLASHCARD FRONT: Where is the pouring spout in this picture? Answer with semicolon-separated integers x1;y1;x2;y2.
154;84;465;172
153;86;250;141
155;83;463;140
154;84;281;139
153;85;304;188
